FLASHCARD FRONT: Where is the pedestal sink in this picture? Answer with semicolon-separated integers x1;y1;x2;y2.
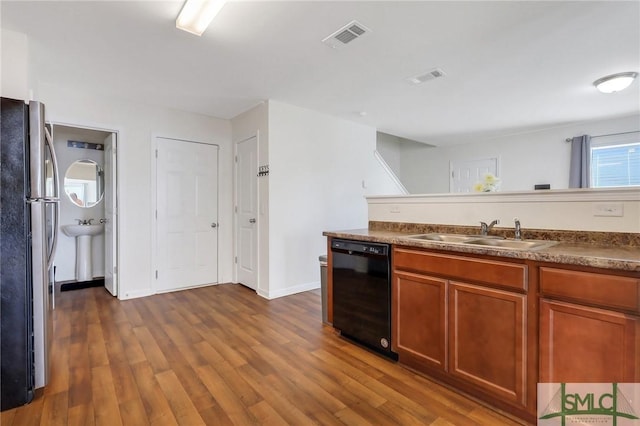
62;224;104;282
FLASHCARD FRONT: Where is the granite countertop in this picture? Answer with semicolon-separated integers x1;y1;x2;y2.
323;228;640;272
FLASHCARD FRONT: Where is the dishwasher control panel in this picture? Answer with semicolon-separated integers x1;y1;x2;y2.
331;239;389;256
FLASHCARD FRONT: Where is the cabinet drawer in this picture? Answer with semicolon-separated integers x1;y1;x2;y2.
540;267;640;313
394;248;527;291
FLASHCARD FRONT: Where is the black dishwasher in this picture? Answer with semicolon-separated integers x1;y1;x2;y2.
331;238;396;360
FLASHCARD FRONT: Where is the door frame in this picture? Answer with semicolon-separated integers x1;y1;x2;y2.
151;135;220;294
49;120;121;298
103;133;118;296
233;133;260;289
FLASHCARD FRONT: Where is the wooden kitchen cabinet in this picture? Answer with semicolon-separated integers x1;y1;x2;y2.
393;271;447;371
449;282;526;407
539;266;640;383
392;247;534;421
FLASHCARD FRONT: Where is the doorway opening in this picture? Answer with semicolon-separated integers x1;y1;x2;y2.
50;123;119;297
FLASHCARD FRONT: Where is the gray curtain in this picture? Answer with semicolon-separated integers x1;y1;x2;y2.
569;135;591;188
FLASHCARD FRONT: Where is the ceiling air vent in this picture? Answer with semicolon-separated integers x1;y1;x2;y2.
406;68;447;85
322;20;371;49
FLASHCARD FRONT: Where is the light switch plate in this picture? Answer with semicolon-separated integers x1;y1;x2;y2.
593;203;624;217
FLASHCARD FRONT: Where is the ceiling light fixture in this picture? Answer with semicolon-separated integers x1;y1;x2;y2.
176;0;227;36
593;72;638;93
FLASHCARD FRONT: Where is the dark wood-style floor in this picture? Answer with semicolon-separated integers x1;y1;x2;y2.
1;284;523;425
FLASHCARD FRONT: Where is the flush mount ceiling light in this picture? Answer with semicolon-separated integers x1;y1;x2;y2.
176;0;227;36
593;72;638;93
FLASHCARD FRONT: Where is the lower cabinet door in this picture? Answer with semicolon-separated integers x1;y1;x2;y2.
539;299;639;383
448;281;527;407
394;271;447;371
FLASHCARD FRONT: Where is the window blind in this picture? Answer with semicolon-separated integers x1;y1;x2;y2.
591;142;640;188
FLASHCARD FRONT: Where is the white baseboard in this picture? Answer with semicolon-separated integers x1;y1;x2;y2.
118;288;154;300
119;281;320;301
154;282;219;296
260;281;321;300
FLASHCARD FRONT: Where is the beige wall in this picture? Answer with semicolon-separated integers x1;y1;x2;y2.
390;114;640;194
39;82;232;299
1;29;30;100
232;100;400;299
368;188;640;233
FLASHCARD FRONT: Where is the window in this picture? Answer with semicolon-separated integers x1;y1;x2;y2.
590;134;640;188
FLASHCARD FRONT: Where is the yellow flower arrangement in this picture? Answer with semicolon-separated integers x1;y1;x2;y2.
474;173;500;192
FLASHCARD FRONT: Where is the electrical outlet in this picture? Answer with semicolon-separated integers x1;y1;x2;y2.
593;203;624;217
390;205;401;213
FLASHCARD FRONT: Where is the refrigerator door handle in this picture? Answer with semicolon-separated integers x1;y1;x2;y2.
45;201;59;271
44;126;60;198
29;200;48;388
44;127;60;270
28;102;46;199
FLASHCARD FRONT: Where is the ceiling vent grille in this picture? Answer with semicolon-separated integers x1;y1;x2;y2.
406;68;447;85
322;20;371;49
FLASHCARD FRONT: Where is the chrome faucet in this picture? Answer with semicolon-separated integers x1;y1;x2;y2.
514;217;522;240
75;218;94;225
480;219;499;236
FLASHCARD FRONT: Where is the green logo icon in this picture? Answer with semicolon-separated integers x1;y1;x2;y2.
539;383;639;425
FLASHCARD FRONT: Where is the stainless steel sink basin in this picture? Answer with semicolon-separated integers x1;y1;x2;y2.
463;238;558;250
407;233;502;243
406;233;557;250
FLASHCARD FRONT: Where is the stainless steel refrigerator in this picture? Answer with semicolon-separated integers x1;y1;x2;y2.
1;97;59;411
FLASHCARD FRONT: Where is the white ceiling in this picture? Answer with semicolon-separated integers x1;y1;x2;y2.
2;1;639;146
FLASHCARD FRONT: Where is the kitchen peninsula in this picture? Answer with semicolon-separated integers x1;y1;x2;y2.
324;190;640;424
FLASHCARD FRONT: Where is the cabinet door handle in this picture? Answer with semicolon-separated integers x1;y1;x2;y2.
211;223;217;228
249;218;256;223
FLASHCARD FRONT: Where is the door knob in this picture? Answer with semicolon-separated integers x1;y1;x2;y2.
211;223;218;228
249;218;256;223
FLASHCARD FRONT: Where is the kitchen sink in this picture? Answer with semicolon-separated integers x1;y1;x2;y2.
406;233;557;250
407;233;503;243
463;238;558;250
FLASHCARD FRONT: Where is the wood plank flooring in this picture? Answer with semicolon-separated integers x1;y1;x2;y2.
1;284;524;425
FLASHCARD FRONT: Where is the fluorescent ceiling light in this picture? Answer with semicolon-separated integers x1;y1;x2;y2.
176;0;227;36
593;72;638;93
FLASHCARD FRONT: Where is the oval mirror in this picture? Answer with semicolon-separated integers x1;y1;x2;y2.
64;159;104;208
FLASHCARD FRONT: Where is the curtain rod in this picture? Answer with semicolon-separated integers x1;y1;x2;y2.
564;130;640;143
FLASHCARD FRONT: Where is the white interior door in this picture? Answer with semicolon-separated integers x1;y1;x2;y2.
104;133;117;296
156;138;219;292
235;137;258;290
450;157;498;193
